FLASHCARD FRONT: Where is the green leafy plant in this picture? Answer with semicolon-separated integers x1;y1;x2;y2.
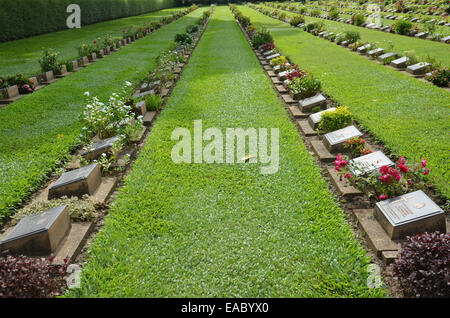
6;74;34;94
287;74;321;99
186;24;199;34
251;27;273;49
174;33;193;45
289;15;305;26
329;7;340;19
344;30;361;43
352;14;366;26
318;106;353;134
425;67;450;87
38;49;60;73
394;20;413;35
269;56;289;67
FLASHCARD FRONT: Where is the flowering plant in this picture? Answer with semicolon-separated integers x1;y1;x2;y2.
80;81;143;140
335;155;432;200
343;137;372;158
285;66;307;81
425;67;449;87
269;56;288;67
260;42;275;52
38;49;60;72
287;73;321;99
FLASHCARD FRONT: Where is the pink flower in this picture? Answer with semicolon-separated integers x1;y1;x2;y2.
398;164;408;173
422;168;430;176
398;157;406;164
421;158;427;168
379;194;388;200
379;165;389;174
380;174;392;183
408;179;413;185
344;173;352;179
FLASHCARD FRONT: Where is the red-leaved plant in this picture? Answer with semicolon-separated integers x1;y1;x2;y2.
392;231;449;298
335;155;432;200
260;42;275;52
0;251;69;298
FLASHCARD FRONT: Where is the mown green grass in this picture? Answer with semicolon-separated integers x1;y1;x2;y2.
0;9;206;224
67;6;386;298
260;4;450;66
0;7;184;77
241;5;450;198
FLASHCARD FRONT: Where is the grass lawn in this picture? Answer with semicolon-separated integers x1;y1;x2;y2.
67;6;386;298
259;4;450;66
0;7;184;77
0;8;206;224
241;5;450;199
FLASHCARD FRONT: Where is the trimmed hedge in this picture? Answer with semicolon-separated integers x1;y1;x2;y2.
0;0;176;42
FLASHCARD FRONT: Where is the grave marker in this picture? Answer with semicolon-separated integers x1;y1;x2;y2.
323;125;363;152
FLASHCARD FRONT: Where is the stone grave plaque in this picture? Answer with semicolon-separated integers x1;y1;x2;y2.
323;125;363;152
357;44;371;54
136;100;147;116
81;135;121;160
437;20;445;26
406;62;430;75
278;70;293;81
374;190;446;240
441;36;450;43
380;26;390;31
411;17;418;22
340;40;349;46
348;151;394;176
298;93;326;112
0;206;70;256
415;32;428;38
308;107;336;128
368;48;384;58
262;49;275;56
378;52;398;62
390;56;409;69
266;53;280;60
49;163;101;199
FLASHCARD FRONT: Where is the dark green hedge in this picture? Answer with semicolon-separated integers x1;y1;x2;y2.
0;0;177;42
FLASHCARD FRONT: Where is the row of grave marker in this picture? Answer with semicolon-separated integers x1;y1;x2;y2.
0;18;212;262
235;17;447;264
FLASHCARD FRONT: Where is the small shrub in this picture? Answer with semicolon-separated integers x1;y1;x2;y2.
299;7;307;14
343;137;372;158
344;30;361;43
174;33;193;45
186;24;199;34
394;20;413;35
352;14;366;26
329;7;340;19
269;56;288;67
0;251;69;298
287;74;321;99
0;77;7;89
403;50;419;66
290;15;305;26
251;28;273;49
392;232;449;298
318;106;353;134
238;15;251;28
38;49;60;73
311;9;320;17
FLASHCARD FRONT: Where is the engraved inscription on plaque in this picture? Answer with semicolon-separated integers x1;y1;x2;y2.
323;125;362;152
374;190;446;240
348;151;394;176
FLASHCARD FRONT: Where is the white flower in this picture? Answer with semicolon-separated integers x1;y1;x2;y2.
84;91;90;96
125;81;132;86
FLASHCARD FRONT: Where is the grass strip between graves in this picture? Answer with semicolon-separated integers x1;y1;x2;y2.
0;8;207;224
0;7;185;77
67;6;386;298
260;4;450;67
241;5;450;199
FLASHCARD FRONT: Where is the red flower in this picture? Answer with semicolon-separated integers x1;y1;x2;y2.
421;158;427;168
379;165;390;174
380;174;392;183
379;194;388;200
422;168;430;175
344;173;352;179
398;156;406;164
398;164;408;173
408;179;413;185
